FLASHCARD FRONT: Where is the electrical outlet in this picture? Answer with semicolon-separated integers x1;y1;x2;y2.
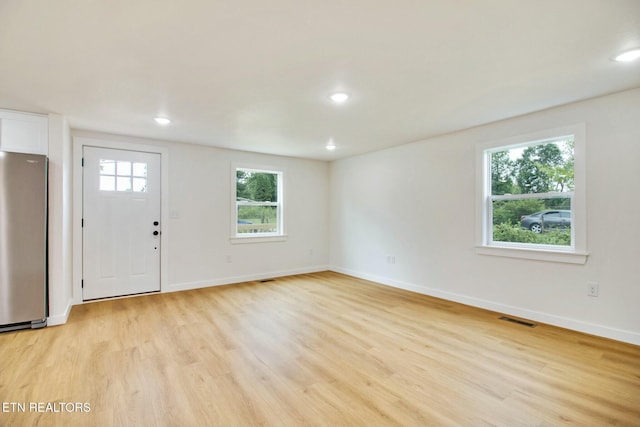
588;281;599;297
386;255;396;264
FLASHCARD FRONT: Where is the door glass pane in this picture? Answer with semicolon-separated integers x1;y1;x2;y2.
133;162;147;177
117;161;131;176
117;176;132;192
100;175;115;191
100;159;116;175
132;178;147;192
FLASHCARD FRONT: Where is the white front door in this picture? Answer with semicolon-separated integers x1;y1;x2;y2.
82;146;161;300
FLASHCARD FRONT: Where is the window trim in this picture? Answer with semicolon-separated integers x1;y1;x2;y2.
475;124;588;264
230;163;286;244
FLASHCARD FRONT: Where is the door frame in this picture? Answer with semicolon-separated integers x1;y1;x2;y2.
72;135;169;305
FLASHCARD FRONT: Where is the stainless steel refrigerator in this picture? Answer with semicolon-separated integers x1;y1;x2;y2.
0;150;48;332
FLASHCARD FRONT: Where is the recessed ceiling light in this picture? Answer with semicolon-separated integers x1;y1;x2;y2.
154;117;171;125
614;48;640;62
326;139;337;151
330;92;349;103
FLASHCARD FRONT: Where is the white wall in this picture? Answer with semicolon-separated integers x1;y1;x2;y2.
329;88;640;345
47;114;73;325
72;131;330;295
164;139;330;289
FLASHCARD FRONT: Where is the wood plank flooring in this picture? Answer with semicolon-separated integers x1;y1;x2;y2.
1;271;639;426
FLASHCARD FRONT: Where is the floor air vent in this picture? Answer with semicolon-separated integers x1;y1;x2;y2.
499;316;537;328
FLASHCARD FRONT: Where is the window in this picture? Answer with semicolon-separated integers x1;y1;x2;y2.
489;136;574;248
99;159;147;192
477;125;587;263
234;167;283;239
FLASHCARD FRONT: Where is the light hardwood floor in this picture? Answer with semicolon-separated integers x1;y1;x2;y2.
1;271;639;427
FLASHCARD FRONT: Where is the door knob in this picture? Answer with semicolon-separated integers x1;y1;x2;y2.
153;231;159;236
153;221;159;226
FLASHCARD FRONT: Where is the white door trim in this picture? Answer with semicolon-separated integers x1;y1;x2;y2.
72;135;169;305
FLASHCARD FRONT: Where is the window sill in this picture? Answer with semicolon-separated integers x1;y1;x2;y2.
230;235;288;244
476;245;588;264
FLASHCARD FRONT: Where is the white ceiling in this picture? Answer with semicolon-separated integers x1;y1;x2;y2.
1;0;639;160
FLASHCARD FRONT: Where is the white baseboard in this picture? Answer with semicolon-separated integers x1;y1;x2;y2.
330;266;640;346
166;265;329;293
47;298;73;326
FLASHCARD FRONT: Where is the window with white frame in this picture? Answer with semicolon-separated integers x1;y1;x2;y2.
478;125;587;263
234;167;283;237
